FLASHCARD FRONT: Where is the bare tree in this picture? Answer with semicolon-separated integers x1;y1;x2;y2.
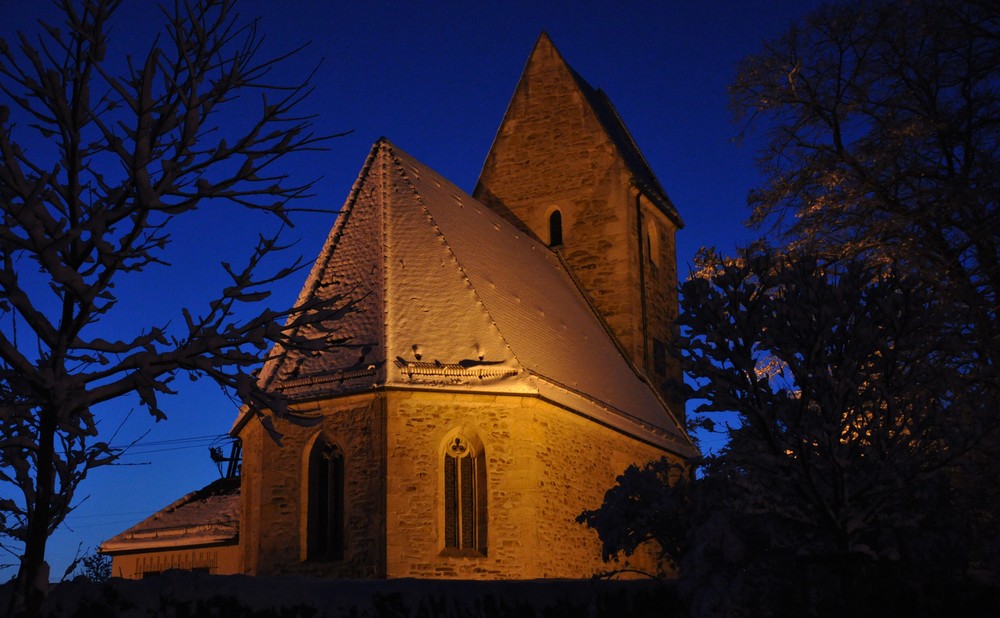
730;0;1000;374
0;1;350;615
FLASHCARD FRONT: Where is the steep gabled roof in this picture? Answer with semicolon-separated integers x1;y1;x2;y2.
101;478;240;553
478;32;683;228
254;140;693;456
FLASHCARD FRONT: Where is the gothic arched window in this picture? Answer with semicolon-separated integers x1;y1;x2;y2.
307;439;344;561
443;433;487;554
548;210;563;247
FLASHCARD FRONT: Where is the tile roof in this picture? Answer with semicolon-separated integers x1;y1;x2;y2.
101;478;240;553
256;140;694;456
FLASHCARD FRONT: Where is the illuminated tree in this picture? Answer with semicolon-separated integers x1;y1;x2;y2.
0;1;349;615
731;0;999;374
585;1;999;612
729;1;1000;603
677;245;991;615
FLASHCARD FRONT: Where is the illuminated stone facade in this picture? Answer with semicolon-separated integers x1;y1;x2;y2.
239;390;674;578
235;33;694;580
106;33;695;581
475;33;685;415
108;545;241;580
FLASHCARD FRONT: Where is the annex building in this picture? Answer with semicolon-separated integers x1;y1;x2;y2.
103;33;697;580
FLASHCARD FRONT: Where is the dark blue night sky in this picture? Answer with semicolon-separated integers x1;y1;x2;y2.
1;0;822;577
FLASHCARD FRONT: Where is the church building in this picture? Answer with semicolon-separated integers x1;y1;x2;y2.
103;33;696;580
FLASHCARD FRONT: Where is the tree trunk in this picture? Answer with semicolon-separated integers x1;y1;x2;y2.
14;523;51;618
9;411;57;618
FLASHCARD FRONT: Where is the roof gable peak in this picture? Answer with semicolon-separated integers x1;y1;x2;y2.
481;32;683;227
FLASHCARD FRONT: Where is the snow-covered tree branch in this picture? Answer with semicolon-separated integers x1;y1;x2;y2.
0;1;351;615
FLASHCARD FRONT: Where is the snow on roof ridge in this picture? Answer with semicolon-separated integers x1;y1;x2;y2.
256;141;384;390
380;142;691;449
379;140;530;376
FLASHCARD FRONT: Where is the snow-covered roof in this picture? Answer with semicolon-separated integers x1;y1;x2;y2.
256;140;694;456
101;478;239;553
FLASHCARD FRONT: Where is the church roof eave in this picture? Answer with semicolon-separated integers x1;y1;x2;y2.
530;375;697;458
101;477;240;555
239;138;695;455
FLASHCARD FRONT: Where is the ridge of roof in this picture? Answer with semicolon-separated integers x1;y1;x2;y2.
101;478;240;553
256;141;385;391
548;37;684;227
582;86;684;228
381;141;692;451
481;32;683;228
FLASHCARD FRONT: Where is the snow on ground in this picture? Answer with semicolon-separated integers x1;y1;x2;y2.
6;571;680;617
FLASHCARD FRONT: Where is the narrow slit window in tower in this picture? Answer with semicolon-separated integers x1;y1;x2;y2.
548;210;563;247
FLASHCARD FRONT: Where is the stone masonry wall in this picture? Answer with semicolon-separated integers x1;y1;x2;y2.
384;390;677;579
640;198;684;416
238;417;262;574
110;545;240;580
529;394;676;577
474;39;646;369
238;393;386;577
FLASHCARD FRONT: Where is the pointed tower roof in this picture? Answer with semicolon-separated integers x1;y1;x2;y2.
477;32;683;227
254;139;693;456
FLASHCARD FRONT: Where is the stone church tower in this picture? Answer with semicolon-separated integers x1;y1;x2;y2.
103;34;694;581
475;33;685;416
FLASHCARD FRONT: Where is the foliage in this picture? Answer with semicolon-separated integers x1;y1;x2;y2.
677;245;994;615
77;551;110;582
0;1;350;614
730;0;999;371
729;0;1000;597
581;0;1000;614
683;245;972;554
577;458;691;575
582;245;997;614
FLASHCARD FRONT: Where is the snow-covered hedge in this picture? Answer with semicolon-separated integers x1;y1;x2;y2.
8;572;681;617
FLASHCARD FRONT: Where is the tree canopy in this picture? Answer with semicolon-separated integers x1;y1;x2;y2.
0;1;349;615
581;0;1000;614
731;0;999;370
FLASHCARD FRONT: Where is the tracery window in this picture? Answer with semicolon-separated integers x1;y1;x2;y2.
443;433;487;554
306;439;344;560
